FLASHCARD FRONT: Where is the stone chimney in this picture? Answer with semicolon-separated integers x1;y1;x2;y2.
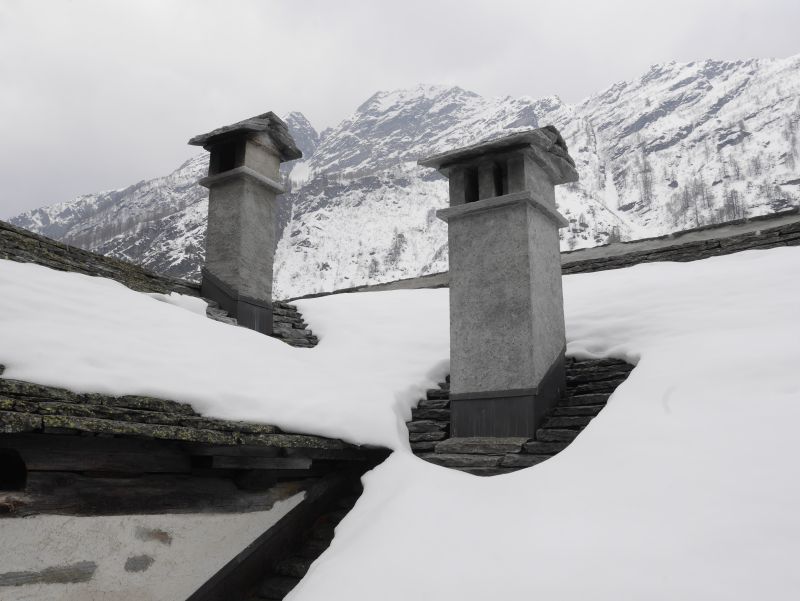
189;112;301;334
419;127;578;437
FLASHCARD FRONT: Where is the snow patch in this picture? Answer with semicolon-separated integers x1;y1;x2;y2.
146;291;208;316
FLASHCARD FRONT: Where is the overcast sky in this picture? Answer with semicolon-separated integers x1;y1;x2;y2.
1;0;798;218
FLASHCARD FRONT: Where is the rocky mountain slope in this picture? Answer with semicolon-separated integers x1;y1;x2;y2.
11;55;800;297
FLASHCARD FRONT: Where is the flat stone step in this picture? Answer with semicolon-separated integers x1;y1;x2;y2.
257;576;300;599
418;453;502;468
523;441;569;454
410;441;437;452
459;466;520;477
285;340;316;348
274;326;315;339
553;405;602;417
273;314;305;325
567;358;631;369
568;381;625;395
406;419;448;433
426;388;449;400
206;306;238;325
435;437;529;455
274;556;313;579
541;415;593;428
411;407;450;421
500;454;552;468
417;398;450;410
407;363;632;474
409;431;447;443
536;429;579;443
568;367;629;378
559;393;610;407
567;360;633;371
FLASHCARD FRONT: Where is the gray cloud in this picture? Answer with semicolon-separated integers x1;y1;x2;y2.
1;0;798;218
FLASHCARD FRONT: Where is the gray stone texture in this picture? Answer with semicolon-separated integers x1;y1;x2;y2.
500;454;550;468
407;358;636;476
188;111;301;162
443;195;565;394
204;175;278;302
418;453;502;468
434;437;529;455
193;111;302;333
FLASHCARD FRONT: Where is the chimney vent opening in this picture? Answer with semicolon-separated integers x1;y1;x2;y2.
0;449;26;491
465;167;479;203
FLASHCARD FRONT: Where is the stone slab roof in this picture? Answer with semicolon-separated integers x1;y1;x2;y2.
0;219;320;348
0;366;356;453
0;219;197;296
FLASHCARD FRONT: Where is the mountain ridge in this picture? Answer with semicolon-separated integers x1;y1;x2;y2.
11;54;800;296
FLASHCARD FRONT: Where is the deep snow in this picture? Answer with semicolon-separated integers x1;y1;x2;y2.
1;246;799;599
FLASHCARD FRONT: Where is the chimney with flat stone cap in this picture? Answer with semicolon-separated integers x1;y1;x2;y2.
189;112;301;334
419;126;578;437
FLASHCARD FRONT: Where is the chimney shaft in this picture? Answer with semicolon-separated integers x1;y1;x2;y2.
189;113;301;334
420;127;578;437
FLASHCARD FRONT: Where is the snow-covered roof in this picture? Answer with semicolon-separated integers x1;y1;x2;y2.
2;234;800;599
2;216;800;599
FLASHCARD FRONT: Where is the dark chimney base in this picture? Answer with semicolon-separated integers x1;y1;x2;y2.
449;352;565;438
201;267;273;336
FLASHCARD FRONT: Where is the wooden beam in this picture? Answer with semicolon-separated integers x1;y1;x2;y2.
2;434;191;474
1;472;308;517
211;456;312;470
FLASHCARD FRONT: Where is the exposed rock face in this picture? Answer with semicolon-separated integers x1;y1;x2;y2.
11;55;800;298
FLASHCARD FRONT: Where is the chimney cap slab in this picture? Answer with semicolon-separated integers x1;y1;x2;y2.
418;125;577;185
188;111;302;162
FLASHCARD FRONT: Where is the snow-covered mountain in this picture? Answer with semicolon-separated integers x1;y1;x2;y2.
11;55;800;297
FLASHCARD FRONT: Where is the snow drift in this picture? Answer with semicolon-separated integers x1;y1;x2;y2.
1;245;799;599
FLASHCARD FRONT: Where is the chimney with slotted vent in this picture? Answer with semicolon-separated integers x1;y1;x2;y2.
419;127;578;438
189;112;301;334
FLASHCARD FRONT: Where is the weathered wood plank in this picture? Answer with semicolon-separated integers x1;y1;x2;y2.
184;444;281;457
1;472;307;517
211;456;312;470
3;434;191;473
